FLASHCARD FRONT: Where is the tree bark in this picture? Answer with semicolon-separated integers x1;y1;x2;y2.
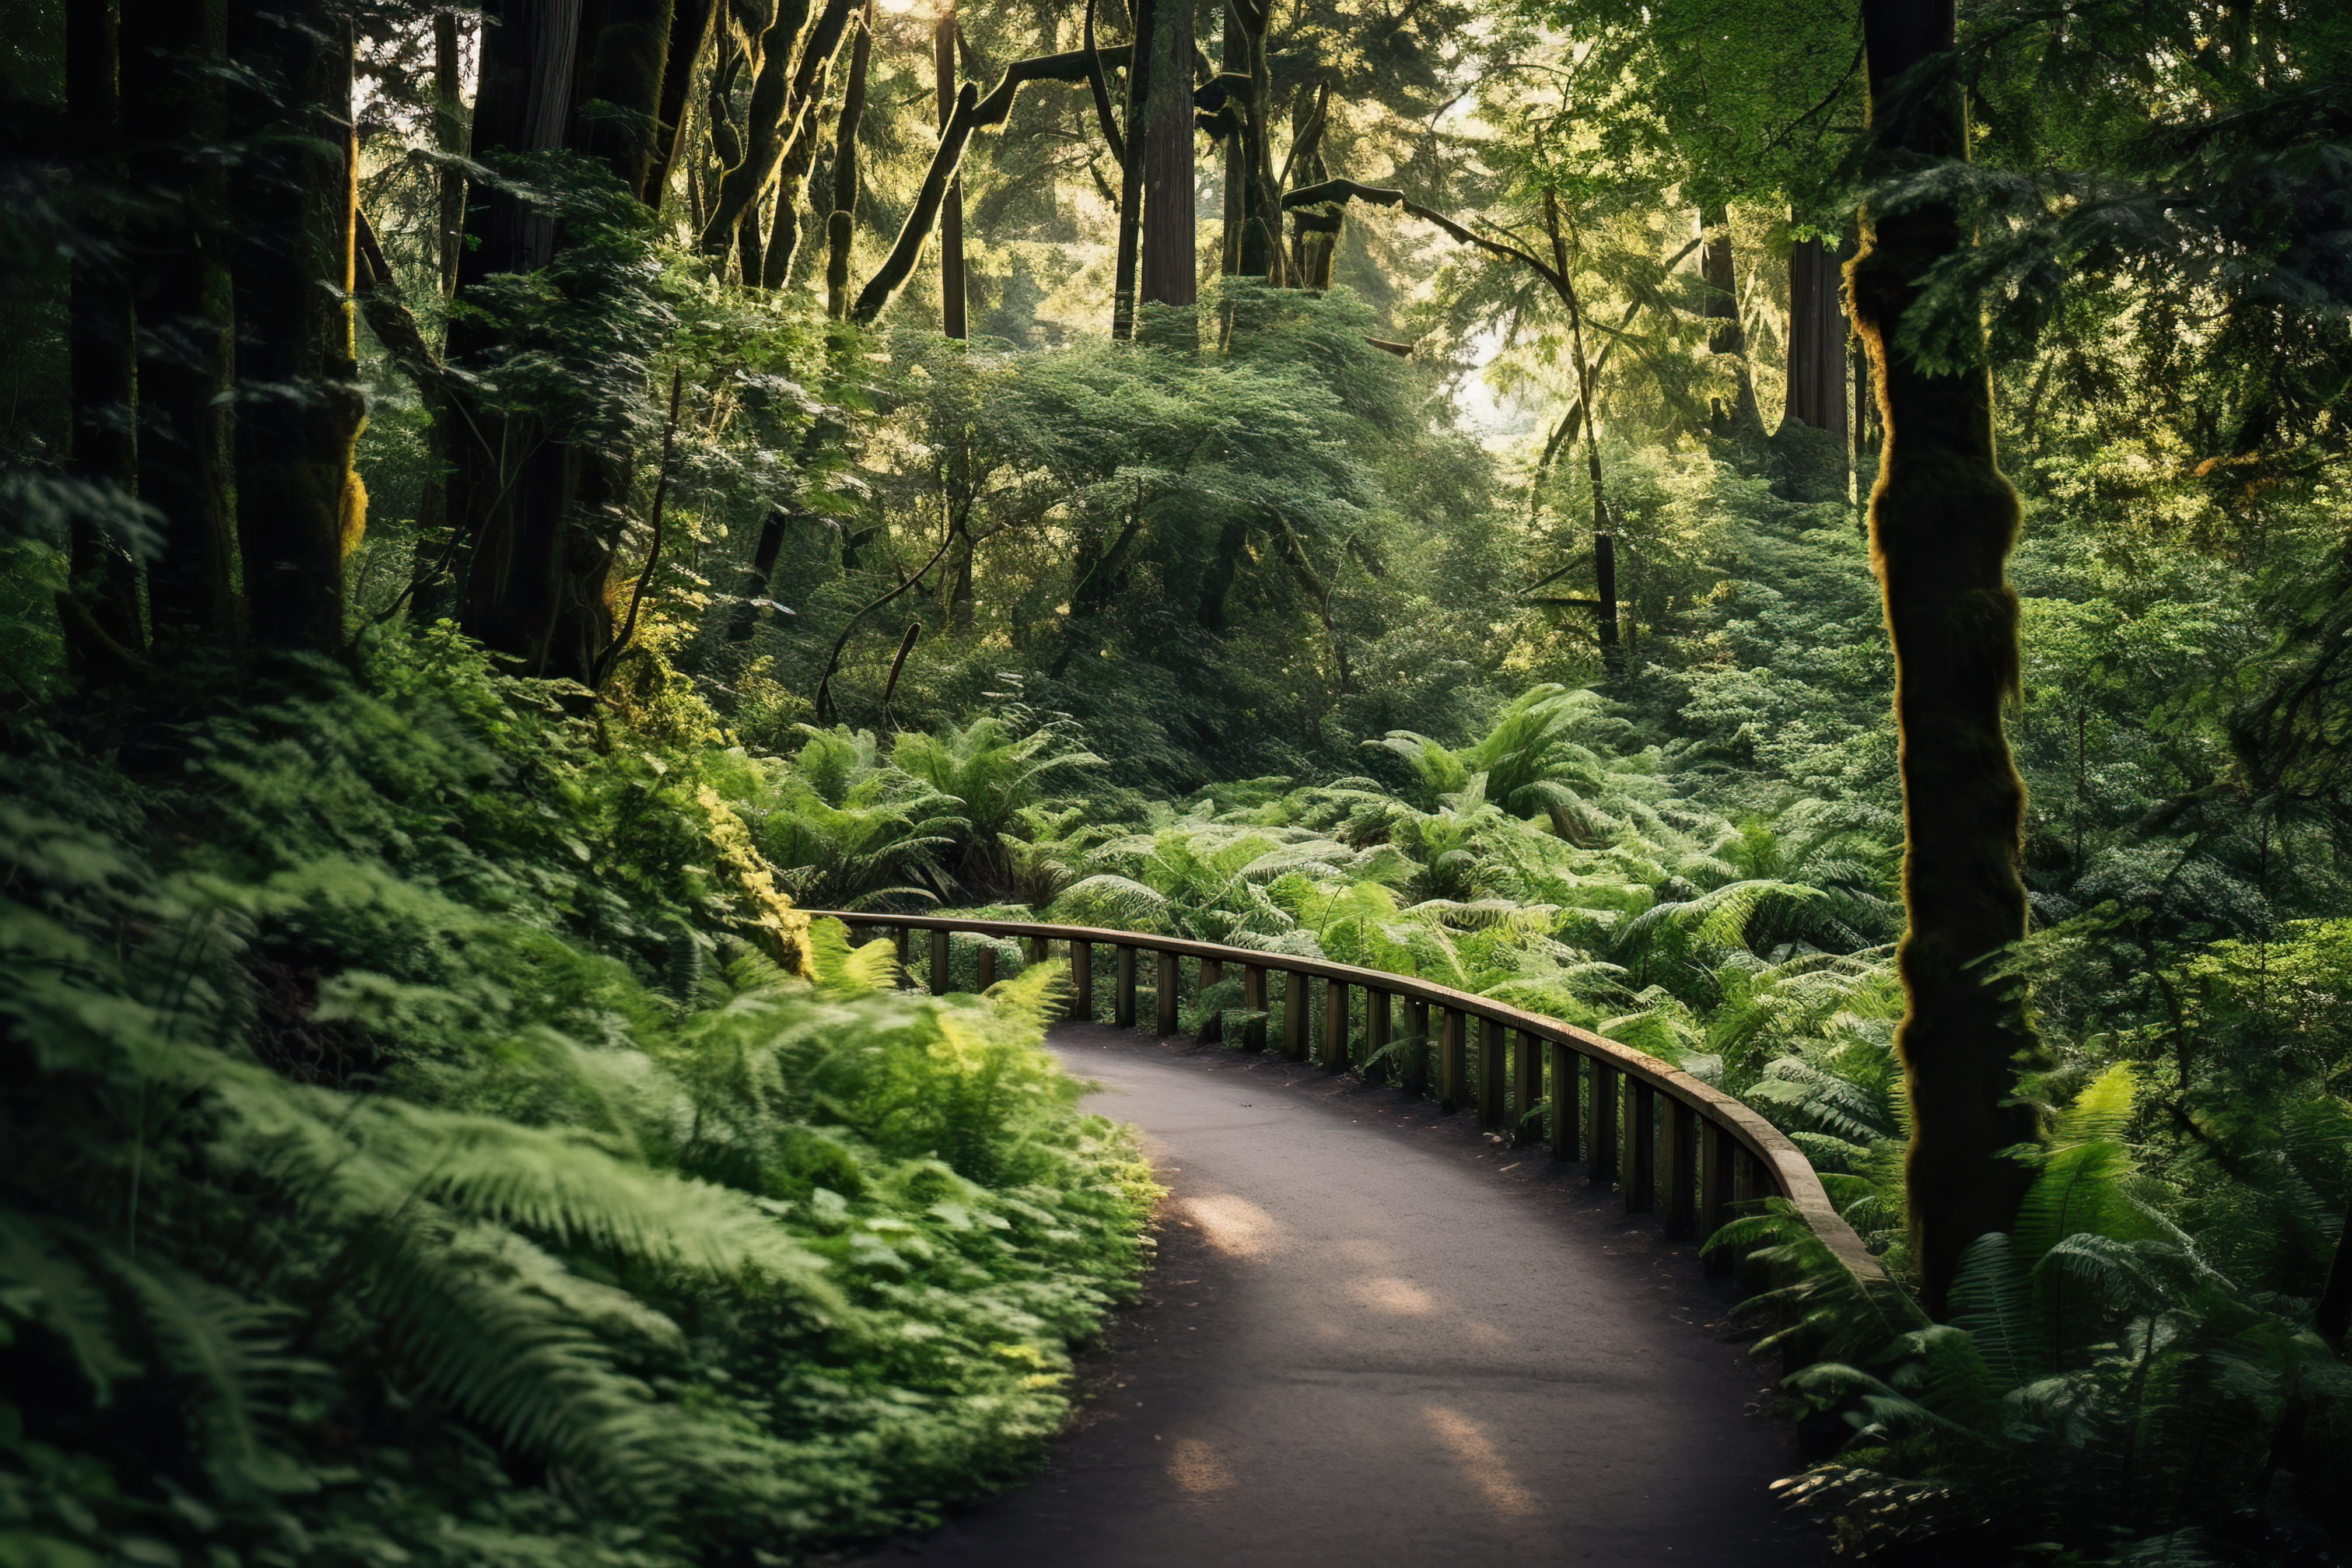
1112;0;1149;338
1546;191;1619;676
228;0;363;654
1785;220;1850;436
642;0;716;213
702;0;852;284
1698;202;1763;442
936;6;967;338
408;14;471;624
122;0;238;649
1849;0;2042;1318
576;0;681;204
1136;0;1196;324
823;0;874;320
65;0;145;660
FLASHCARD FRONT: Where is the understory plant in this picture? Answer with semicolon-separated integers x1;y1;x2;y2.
0;632;1154;1568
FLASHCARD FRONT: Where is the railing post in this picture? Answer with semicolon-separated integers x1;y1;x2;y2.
1587;1064;1619;1186
1402;999;1430;1097
1663;1098;1696;1237
1197;957;1223;1043
1115;944;1138;1027
1700;1121;1734;1261
1282;970;1308;1060
1241;965;1267;1050
1439;1009;1466;1112
973;944;997;992
1548;1042;1578;1160
1155;950;1180;1036
928;929;952;996
1364;989;1392;1086
1069;940;1094;1021
1624;1080;1657;1214
1321;979;1349;1072
893;925;911;981
1476;1016;1505;1130
1027;935;1048;965
1513;1028;1544;1148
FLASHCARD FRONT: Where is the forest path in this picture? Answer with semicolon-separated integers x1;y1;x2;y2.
841;1024;1829;1567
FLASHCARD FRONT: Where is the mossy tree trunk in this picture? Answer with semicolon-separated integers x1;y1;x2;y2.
1847;0;2043;1319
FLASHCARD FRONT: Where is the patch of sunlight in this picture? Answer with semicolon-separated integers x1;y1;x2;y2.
1182;1192;1281;1259
1167;1436;1236;1501
1422;1406;1541;1517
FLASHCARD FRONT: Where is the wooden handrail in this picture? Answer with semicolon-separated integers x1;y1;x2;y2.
802;909;1886;1290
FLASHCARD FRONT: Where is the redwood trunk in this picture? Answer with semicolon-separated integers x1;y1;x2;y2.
1786;223;1851;436
1699;203;1763;441
1135;0;1195;325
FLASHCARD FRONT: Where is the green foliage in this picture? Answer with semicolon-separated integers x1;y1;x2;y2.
0;629;1153;1567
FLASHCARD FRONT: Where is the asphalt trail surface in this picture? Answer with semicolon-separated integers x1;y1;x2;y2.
844;1024;1829;1567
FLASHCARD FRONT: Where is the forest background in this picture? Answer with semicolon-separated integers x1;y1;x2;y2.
2;0;2351;1563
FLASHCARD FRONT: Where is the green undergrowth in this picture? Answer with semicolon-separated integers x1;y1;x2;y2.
0;629;1157;1568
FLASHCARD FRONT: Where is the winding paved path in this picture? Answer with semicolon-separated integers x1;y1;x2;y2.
849;1024;1829;1567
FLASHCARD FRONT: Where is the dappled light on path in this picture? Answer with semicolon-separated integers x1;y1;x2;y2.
848;1028;1827;1566
1180;1191;1282;1258
1422;1406;1542;1518
1166;1436;1237;1503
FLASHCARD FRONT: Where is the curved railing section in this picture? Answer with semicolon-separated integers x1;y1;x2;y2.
803;911;1885;1291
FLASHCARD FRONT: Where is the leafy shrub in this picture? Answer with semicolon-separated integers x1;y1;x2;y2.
0;631;1154;1568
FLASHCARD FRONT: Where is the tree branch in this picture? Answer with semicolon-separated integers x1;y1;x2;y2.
1283;178;1567;298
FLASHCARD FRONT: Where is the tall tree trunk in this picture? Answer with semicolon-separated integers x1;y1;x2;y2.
123;0;238;650
1785;220;1851;436
446;0;584;676
1698;202;1763;442
1546;191;1620;676
448;0;699;681
1849;0;2042;1319
65;0;144;662
578;0;684;204
936;6;967;338
642;0;716;214
1135;0;1195;343
1217;4;1250;278
228;0;364;654
701;0;852;285
409;8;472;626
823;0;874;320
1111;0;1149;339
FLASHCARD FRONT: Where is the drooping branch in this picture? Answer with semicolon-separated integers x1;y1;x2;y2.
1283;179;1566;299
852;83;982;326
813;529;959;720
851;47;1145;327
1082;0;1125;170
352;206;442;393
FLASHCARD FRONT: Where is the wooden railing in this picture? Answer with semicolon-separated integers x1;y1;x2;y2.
804;911;1885;1288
